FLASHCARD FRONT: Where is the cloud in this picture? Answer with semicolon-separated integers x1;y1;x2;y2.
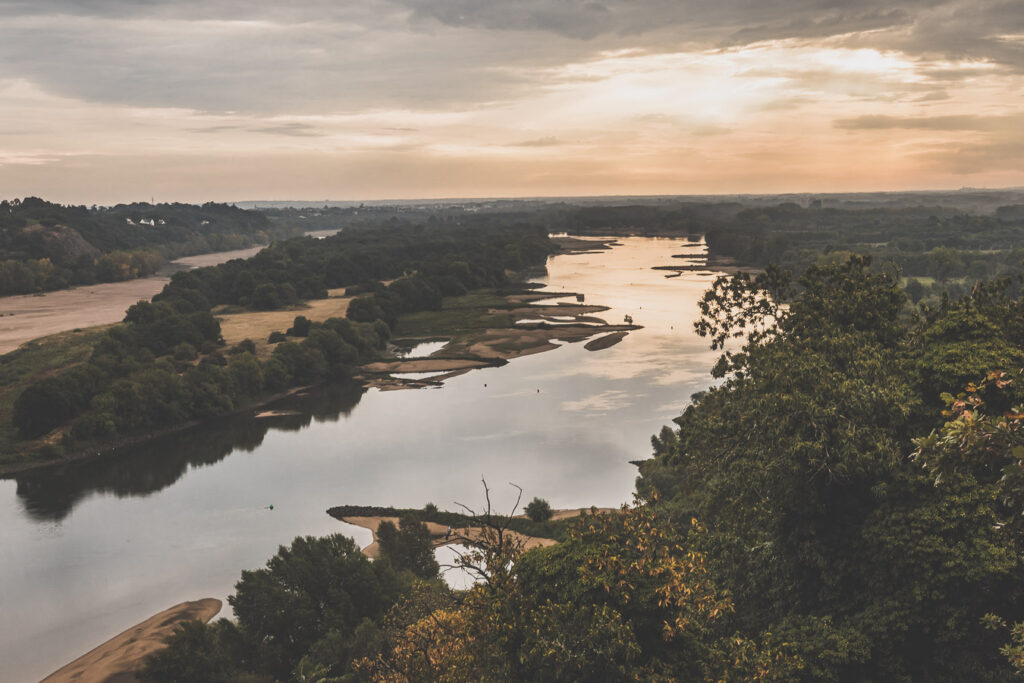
3;1;1024;200
252;123;324;137
507;136;562;147
835;113;1024;131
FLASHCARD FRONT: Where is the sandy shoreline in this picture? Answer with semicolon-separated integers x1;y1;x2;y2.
339;515;559;558
337;507;616;558
41;598;222;683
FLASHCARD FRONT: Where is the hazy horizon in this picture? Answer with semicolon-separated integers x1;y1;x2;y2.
2;1;1022;204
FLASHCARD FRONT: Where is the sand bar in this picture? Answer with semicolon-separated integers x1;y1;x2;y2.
338;515;558;559
362;358;496;373
0;246;273;355
42;598;222;683
584;331;627;351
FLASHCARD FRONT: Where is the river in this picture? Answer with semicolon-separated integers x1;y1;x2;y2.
0;236;727;682
0;229;340;355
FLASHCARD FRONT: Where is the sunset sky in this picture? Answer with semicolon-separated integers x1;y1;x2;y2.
1;0;1023;204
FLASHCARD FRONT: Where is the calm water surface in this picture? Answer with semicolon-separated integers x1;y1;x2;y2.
0;236;725;682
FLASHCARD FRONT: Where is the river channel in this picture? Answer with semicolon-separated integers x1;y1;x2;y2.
0;236;726;682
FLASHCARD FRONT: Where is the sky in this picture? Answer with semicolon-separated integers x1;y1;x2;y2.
1;0;1023;204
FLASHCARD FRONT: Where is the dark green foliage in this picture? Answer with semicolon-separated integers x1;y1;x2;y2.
227;339;256;355
139;620;240;683
701;200;1024;300
267;330;286;344
172;342;198;361
636;257;1024;681
524;497;553;522
286;315;312;337
376;514;440;579
0;197;300;296
146;534;410;682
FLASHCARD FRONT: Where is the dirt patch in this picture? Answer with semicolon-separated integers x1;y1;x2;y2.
41;598;222;683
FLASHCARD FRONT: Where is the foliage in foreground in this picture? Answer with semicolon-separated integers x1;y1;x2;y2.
146;256;1024;681
639;257;1024;680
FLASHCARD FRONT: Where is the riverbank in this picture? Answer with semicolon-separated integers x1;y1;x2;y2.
41;598;222;683
0;383;314;476
335;507;615;558
0;284;639;475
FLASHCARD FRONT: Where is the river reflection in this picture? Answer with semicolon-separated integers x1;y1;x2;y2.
14;384;366;522
0;236;728;683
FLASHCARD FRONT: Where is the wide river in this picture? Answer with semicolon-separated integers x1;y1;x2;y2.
0;236;726;682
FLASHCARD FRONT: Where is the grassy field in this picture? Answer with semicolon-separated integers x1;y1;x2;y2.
0;325;112;465
215;288;354;359
394;290;515;339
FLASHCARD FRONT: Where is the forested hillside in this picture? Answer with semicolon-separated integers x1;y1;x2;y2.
0;197;302;295
137;256;1024;682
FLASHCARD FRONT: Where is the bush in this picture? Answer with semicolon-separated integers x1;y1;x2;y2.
228;338;256;355
173;342;198;361
524;497;553;522
287;315;312;337
268;331;287;344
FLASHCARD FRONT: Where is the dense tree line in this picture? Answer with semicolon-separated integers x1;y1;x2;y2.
11;223;552;459
702;202;1024;303
0;197;302;295
142;257;1024;681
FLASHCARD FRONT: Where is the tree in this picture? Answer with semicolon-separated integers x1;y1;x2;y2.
636;256;1024;680
359;484;794;682
523;497;553;522
228;534;403;680
138;620;239;683
377;514;440;580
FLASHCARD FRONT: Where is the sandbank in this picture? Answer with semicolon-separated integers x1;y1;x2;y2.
584;331;628;351
362;358;496;373
338;515;559;559
42;598;222;683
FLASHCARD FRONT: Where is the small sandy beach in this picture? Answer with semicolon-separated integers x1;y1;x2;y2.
42;598;222;683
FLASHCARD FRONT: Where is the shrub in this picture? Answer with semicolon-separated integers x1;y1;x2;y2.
173;342;198;361
524;497;553;522
228;338;256;355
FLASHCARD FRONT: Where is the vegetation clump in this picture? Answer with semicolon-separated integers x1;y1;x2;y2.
524;496;553;522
